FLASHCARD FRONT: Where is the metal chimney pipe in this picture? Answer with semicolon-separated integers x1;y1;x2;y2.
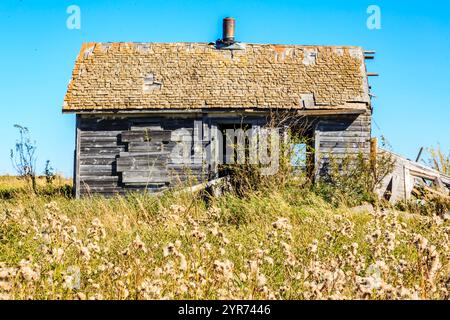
222;17;235;43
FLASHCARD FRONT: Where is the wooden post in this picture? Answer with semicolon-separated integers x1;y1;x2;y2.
370;137;378;172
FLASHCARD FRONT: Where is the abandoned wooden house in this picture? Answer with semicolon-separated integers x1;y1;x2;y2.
63;18;376;198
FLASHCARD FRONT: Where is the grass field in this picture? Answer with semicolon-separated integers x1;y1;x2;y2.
0;175;449;300
0;175;72;199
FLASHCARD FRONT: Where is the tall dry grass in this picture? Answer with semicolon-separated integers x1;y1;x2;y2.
0;175;72;199
0;176;449;300
428;146;450;175
1;134;449;300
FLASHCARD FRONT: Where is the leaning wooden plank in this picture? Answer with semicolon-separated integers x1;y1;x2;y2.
172;177;229;195
422;185;450;199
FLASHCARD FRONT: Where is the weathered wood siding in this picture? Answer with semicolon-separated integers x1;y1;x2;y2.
314;111;372;176
74;112;371;197
76;115;210;197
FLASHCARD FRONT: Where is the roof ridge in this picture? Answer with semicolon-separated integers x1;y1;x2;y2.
81;41;363;49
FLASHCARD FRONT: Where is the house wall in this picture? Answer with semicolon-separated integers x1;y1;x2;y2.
314;111;372;177
74;111;372;197
75;113;265;197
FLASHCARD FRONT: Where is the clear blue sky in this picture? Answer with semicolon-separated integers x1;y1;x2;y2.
0;0;449;177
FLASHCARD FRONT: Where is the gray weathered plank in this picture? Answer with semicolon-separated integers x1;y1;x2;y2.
121;130;172;142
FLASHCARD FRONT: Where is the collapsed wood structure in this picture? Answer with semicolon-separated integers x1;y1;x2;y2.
377;150;450;203
63;18;377;198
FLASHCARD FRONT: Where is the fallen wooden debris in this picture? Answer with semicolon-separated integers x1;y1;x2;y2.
172;176;231;197
377;149;450;203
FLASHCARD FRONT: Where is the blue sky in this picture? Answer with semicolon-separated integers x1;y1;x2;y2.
0;0;449;177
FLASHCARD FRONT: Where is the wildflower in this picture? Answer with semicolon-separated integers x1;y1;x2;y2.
197;267;205;278
0;281;12;291
213;260;234;281
44;201;60;212
87;242;101;253
210;225;219;237
356;275;382;294
80;246;91;261
18;260;40;282
62;275;75;290
191;229;206;242
256;274;267;288
53;247;64;262
139;279;164;299
179;253;188;271
163;243;176;257
309;239;319;254
154;267;163;277
272;217;292;231
89;293;103;300
427;245;442;286
179;283;188;294
413;234;429;251
170;204;186;215
0;293;11;300
285;254;296;267
87;218;106;241
76;292;86;300
0;267;16;280
207;206;221;219
132;234;148;253
247;260;259;275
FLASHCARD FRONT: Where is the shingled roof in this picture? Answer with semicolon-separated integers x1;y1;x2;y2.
63;42;370;112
